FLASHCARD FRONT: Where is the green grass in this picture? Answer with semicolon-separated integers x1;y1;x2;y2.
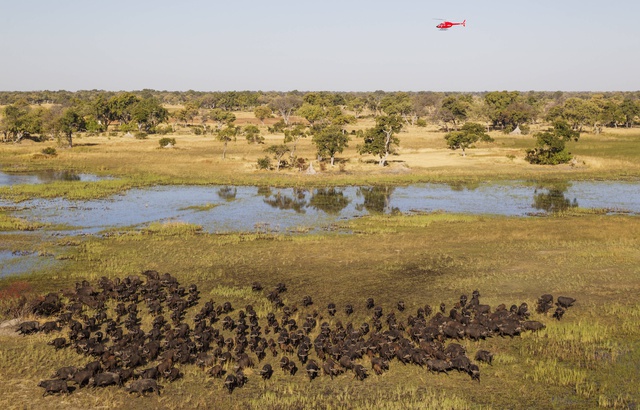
0;211;45;231
178;203;219;212
0;213;638;408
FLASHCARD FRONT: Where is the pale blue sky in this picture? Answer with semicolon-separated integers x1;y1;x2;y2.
1;0;638;91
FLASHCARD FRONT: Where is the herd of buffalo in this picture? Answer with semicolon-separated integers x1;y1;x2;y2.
13;271;576;397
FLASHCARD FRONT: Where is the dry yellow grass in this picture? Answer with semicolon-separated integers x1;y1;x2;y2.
2;116;640;189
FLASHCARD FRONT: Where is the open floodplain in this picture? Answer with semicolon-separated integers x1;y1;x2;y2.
0;124;639;409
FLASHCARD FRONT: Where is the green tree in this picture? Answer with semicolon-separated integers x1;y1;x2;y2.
90;94;116;132
410;92;440;125
253;105;273;124
312;125;350;166
620;97;640;127
484;91;517;129
109;92;139;125
501;101;536;130
130;98;168;132
346;97;365;118
216;125;239;159
598;99;624;128
525;120;580;165
365;91;385;117
283;124;308;159
296;103;325;126
561;98;599;132
210;108;236;130
270;95;303;125
265;144;291;171
358;115;403;166
444;122;494;156
380;92;413;124
243;124;264;144
438;95;470;130
1;101;30;142
58;107;86;148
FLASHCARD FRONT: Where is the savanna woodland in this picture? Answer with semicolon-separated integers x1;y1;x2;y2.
1;89;639;409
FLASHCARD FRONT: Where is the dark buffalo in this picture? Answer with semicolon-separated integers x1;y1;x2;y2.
522;320;545;332
327;303;337;316
51;366;78;380
353;364;368;381
556;296;576;309
322;358;343;379
306;360;320;381
224;374;237;394
208;364;226;379
553;307;566;320
126;379;163;396
70;370;93;388
47;337;68;350
465;323;490;341
38;379;69;397
474;350;493;365
371;357;389;375
16;321;40;335
427;359;451;374
89;372;121;388
468;363;481;382
40;321;61;333
259;364;273;380
366;298;374;309
137;367;160;380
302;296;313;307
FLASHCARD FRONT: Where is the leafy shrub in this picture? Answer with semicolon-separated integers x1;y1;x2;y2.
119;122;137;132
525;121;579;165
41;147;57;156
257;156;271;170
193;127;204;135
267;119;287;133
135;132;148;139
525;148;573;165
155;125;173;135
84;118;103;133
416;119;427;127
295;157;307;171
159;137;176;148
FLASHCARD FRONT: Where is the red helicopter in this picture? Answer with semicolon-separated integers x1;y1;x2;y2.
435;19;466;30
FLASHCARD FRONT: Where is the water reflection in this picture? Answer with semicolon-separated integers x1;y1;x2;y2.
308;188;351;215
0;182;637;237
0;170;103;186
263;189;307;213
217;186;237;202
356;186;399;214
257;186;272;198
38;171;81;182
532;183;578;213
447;181;481;192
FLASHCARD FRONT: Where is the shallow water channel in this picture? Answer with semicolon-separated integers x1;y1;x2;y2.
1;177;639;277
2;181;639;235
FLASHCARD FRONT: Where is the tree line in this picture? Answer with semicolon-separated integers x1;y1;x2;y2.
2;90;639;166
